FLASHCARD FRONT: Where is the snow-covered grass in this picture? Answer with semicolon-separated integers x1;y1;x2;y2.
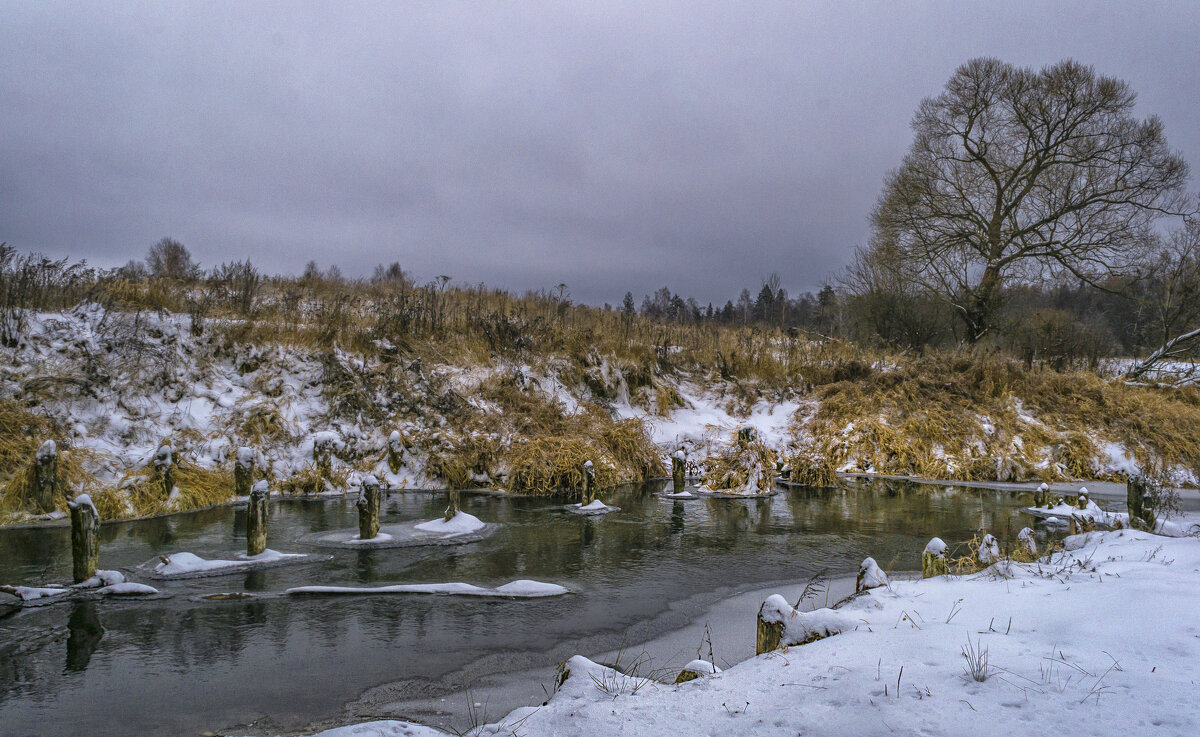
454;528;1200;737
146;549;307;579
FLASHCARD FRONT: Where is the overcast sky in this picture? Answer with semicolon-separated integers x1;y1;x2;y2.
2;1;1198;305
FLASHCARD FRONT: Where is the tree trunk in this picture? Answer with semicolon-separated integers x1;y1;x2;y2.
357;481;381;540
756;602;784;655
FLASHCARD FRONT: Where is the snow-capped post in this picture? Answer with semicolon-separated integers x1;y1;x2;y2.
357;474;381;540
977;533;1000;565
921;537;948;578
387;431;405;475
1017;527;1037;557
153;444;174;499
234;446;255;499
581;460;595;506
671;448;686;493
1076;487;1089;510
68;494;99;583
246;480;270;556
33;440;60;514
856;557;889;593
1034;482;1049;507
755;599;785;655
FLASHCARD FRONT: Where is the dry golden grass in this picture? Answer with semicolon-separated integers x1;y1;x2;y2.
702;430;776;493
781;444;839;487
0;446;103;516
804;355;1200;483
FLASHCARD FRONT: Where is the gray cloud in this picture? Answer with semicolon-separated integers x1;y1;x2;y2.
3;1;1198;305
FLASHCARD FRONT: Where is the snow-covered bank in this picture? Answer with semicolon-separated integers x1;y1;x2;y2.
465;529;1200;736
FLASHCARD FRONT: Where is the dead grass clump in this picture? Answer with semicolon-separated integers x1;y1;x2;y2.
701;430;776;494
781;444;838;487
599;418;665;481
0;399;57;479
90;488;131;520
505;437;618;496
233;404;295;446
0;446;102;515
119;452;234;515
279;463;348;495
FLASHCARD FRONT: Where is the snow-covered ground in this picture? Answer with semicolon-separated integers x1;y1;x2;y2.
287;525;1200;737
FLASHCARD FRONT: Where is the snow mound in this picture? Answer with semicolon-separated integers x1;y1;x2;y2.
281;719;449;737
414;511;485;536
287;579;567;598
74;570;126;589
568;500;619;515
665;490;696;499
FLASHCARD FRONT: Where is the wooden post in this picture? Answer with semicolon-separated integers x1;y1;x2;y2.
34;440;59;514
581;460;595;505
357;474;381;540
1034;483;1048;507
756;601;784;655
443;488;460;522
672;450;686;493
234;446;254;498
1127;475;1154;529
69;494;99;583
246;480;269;556
387;431;404;474
153;444;174;499
1076;487;1089;510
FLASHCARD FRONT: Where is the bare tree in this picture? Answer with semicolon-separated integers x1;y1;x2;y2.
146;237;198;281
872;58;1190;343
1126;215;1200;382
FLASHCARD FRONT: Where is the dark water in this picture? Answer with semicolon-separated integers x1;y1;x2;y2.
0;479;1057;737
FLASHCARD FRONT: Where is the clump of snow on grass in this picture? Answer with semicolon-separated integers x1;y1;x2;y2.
977;533;1000;564
759;594;860;646
856;557;888;591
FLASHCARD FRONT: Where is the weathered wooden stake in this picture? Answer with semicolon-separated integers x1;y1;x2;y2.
246;480;269;556
153;444;174;499
1076;487;1089;510
756;601;784;655
581;460;595;505
69;494;99;583
672;450;686;493
234;446;254;498
357;474;381;540
1126;475;1155;529
34;440;60;514
387;431;405;474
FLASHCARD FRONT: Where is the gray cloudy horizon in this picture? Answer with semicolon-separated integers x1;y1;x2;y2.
2;1;1198;306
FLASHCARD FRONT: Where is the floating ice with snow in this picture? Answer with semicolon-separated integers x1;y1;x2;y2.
287;579;567;598
568;499;619;515
146;549;309;579
0;585;71;602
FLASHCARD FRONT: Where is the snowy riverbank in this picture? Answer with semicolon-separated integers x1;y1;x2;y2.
290;525;1200;737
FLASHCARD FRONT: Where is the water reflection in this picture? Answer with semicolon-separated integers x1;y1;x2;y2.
0;478;1059;737
65;602;103;673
